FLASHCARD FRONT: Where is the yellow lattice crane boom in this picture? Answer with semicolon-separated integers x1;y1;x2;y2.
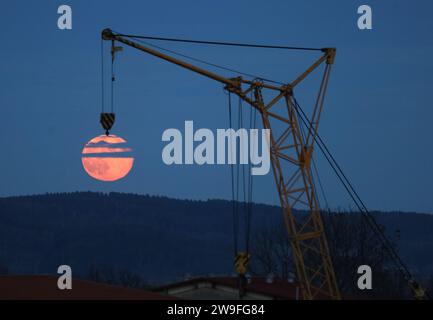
102;28;340;299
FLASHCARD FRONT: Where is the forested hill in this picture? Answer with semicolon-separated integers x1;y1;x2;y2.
0;192;432;285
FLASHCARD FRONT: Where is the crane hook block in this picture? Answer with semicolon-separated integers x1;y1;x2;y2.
234;252;250;275
100;113;115;136
409;279;427;300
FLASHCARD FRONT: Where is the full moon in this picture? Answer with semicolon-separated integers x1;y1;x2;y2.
81;134;134;182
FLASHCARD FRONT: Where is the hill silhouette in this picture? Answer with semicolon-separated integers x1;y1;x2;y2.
0;192;432;287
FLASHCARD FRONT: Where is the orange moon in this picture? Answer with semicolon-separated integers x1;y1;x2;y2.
81;134;134;182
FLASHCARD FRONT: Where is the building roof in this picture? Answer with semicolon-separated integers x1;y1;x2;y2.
155;276;308;300
0;275;175;300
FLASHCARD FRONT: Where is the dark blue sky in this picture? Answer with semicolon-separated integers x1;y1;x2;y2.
1;0;433;213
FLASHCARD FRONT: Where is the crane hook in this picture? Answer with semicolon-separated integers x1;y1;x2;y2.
100;112;115;136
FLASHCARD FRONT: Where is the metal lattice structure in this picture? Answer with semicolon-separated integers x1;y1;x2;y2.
102;28;340;299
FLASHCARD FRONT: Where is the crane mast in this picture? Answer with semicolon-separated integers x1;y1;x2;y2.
102;28;340;299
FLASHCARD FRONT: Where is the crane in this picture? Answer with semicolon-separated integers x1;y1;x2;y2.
100;28;431;301
101;28;339;299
